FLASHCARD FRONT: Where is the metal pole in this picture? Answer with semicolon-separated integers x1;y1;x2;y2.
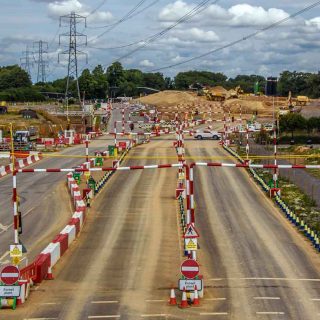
12;171;19;244
85;135;89;163
190;166;195;224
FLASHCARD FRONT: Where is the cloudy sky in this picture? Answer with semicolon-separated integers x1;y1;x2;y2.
1;0;320;82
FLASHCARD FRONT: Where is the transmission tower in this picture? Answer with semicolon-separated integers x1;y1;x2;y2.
59;12;88;107
33;40;48;83
20;45;34;78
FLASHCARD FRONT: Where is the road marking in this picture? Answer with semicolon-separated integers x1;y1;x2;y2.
0;251;9;261
254;297;281;300
312;298;320;301
0;223;9;231
0;207;35;235
145;299;166;302
204;298;227;301
141;315;169;318
256;312;285;315
200;312;228;316
91;301;119;304
38;302;61;305
209;277;320;282
24;318;58;320
88;316;120;319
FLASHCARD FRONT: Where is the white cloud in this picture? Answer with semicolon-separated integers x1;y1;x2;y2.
159;1;290;27
228;4;289;27
48;0;113;23
48;0;83;17
139;59;154;67
175;28;219;42
158;0;193;21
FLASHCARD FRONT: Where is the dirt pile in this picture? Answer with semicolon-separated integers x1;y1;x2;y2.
135;90;206;109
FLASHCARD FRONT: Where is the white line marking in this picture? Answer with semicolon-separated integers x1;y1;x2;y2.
88;316;120;319
256;312;285;315
209;277;320;282
312;298;320;301
200;312;228;316
91;301;119;304
254;297;281;300
0;207;35;235
38;302;60;305
24;318;58;320
204;298;227;301
0;251;9;261
141;315;169;318
145;299;166;302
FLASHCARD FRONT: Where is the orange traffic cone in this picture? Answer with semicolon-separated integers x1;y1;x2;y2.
179;287;189;308
193;285;200;306
168;288;177;306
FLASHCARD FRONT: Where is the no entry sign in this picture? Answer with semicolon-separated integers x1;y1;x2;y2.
181;259;199;279
0;265;20;285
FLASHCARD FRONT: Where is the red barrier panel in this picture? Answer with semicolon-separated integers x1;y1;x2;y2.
34;253;50;283
23;158;28;166
53;234;68;257
69;218;80;235
20;262;37;281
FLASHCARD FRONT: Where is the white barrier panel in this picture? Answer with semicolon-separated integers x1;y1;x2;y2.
41;242;61;267
18;159;24;168
73;211;84;226
61;225;76;246
27;156;33;165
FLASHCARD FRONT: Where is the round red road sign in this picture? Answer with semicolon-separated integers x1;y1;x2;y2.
0;265;20;285
180;259;199;279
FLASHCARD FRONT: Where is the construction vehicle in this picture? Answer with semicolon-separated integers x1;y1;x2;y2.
14;127;39;143
296;95;309;106
203;88;226;102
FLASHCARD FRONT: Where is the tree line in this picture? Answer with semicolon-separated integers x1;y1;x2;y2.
0;63;319;101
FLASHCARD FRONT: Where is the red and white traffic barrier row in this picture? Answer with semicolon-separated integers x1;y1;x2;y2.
0;153;42;178
19;173;87;291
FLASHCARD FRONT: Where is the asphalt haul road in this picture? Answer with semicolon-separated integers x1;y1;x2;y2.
0;137;110;266
0;105;127;266
2;137;320;319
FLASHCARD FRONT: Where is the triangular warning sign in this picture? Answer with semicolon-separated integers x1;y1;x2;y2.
183;223;200;238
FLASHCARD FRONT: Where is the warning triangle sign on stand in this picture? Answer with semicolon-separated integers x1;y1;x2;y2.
183;223;200;238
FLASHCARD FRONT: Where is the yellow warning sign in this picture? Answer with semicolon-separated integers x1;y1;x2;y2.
184;238;198;251
10;245;22;257
84;171;90;179
12;256;21;266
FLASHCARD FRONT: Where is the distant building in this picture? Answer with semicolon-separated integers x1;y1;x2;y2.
20;109;38;119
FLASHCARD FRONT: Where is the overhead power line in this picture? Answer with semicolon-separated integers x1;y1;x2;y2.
149;0;320;72
88;0;149;43
87;0;160;29
113;0;214;62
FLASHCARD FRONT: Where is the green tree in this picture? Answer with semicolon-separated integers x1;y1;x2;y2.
174;71;227;89
0;65;32;90
92;65;108;99
280;113;306;138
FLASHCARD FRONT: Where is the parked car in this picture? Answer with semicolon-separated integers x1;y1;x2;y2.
194;130;221;140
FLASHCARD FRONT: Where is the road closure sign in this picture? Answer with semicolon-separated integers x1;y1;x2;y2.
0;285;20;297
179;279;203;291
180;259;199;279
0;265;20;285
